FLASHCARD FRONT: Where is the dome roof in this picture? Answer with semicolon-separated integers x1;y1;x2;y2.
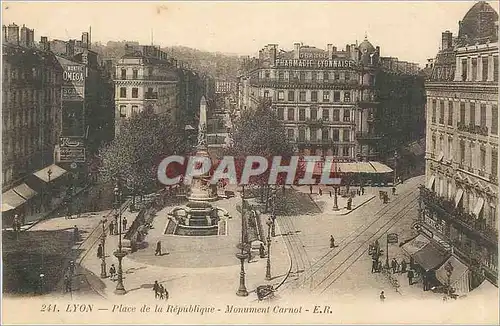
459;1;498;44
358;37;376;54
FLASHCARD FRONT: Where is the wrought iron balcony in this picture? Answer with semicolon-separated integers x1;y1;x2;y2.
419;186;498;246
457;122;489;136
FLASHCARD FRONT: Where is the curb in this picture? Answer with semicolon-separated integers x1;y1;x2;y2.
330;195;376;216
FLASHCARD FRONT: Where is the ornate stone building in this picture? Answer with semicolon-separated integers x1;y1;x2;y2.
421;1;498;287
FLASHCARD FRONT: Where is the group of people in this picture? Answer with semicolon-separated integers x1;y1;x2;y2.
108;216;128;235
153;280;169;300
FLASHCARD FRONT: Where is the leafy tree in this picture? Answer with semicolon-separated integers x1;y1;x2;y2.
100;108;186;205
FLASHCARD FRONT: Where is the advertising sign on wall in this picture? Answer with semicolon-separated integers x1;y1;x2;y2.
62;101;85;137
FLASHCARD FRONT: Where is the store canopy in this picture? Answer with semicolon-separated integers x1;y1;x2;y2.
33;164;67;183
2;189;26;212
454;189;464;208
369;161;394;173
426;175;436;190
401;234;431;256
473;198;485;217
468;279;498;298
412;243;449;271
435;255;470;294
13;183;37;200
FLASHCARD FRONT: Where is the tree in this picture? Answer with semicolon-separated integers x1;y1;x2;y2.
100;108;186;206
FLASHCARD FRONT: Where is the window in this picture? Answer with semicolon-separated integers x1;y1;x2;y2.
471;58;477;81
311;91;318;102
431;135;436;155
298;128;305;141
344;91;351;102
470;102;476;125
447;136;453;161
278;108;284;120
148;67;153;77
310;128;317;141
468;142;474;168
311;72;317;81
344;72;350;81
480;104;487;128
460;102;466;124
299;91;306;102
323;91;330;102
132;69;138;79
322;109;329;121
265;71;270;78
264;90;269;98
323;71;329;81
121;69;126;79
492;149;498;177
120;87;126;98
333;109;340;121
342;146;350;157
482;57;489;81
287;129;294;140
299;108;306;121
431;100;436;123
461;59;467;81
439;100;445;124
343;129;350;142
132;88;139;98
494;56;498;82
480;147;486;171
332;145;339;156
310;108;317;120
299;71;305;81
332;129;340;141
287;108;294;121
459;140;465;165
334;73;340;80
322;128;329;140
492;105;498;135
278;91;284;101
131;105;138;115
278;71;284;81
119;105;126;118
333;91;340;102
343;109;350;122
448;101;453;126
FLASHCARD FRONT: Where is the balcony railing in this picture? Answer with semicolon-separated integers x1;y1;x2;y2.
457;122;489;136
419;186;498;245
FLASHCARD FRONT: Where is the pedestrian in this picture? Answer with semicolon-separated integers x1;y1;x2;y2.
423;273;428;291
153;280;160;299
113;220;118;235
64;274;72;293
97;243;103;259
319;188;323;196
329;191;332;198
371;259;378;273
122;217;127;231
259;242;266;258
109;264;116;281
377;261;383;273
309;185;313;194
391;258;397;274
159;284;165;299
73;225;80;242
330;235;337;248
407;269;414;285
164;287;169;300
109;221;114;235
379;291;386;302
361;187;365;195
392;187;396;196
401;259;407;273
155;241;162;256
69;261;75;276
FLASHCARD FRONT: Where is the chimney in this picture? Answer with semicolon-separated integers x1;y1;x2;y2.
293;42;301;59
7;23;19;45
82;32;89;48
269;44;277;65
2;25;7;44
346;44;350;52
332;46;337;53
28;28;35;47
441;30;452;50
327;44;333;58
20;24;29;47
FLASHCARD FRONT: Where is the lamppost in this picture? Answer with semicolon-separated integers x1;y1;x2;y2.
236;184;248;297
113;184;127;295
393;150;398;185
265;218;272;281
100;218;107;278
271;193;276;237
332;186;339;211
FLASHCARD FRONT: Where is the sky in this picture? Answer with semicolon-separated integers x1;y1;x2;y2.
2;1;499;66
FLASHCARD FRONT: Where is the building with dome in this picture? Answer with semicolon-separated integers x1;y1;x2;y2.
420;1;498;289
238;38;424;166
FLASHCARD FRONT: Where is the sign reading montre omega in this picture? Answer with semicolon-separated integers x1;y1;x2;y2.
274;59;355;68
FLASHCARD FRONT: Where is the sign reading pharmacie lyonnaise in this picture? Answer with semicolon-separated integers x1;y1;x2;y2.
274;58;355;68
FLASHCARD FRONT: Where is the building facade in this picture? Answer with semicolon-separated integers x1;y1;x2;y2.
421;1;498;287
238;40;424;163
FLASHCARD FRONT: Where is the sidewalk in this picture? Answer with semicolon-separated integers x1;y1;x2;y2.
79;197;291;302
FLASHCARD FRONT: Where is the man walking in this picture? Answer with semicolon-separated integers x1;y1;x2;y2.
330;235;337;248
153;280;160;299
109;221;114;235
391;258;398;274
64;274;72;293
155;241;162;256
407;269;414;285
109;264;116;281
122;217;127;231
379;291;386;302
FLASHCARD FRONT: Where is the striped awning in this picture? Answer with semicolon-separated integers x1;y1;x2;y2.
13;183;37;200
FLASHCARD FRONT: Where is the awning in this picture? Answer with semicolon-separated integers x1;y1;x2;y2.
436;151;444;162
369;161;394;173
473;198;485;217
412;242;449;271
435;255;470;294
337;163;358;173
401;234;431;256
426;175;436;190
358;162;377;173
13;183;37;200
33;164;67;183
469;279;498;298
2;189;26;212
454;189;464;208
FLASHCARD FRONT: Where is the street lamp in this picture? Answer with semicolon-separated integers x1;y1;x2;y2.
332;186;339;211
236;184;248;297
113;184;127;295
265;218;272;281
393;150;398;185
100;218;107;278
271;194;276;237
